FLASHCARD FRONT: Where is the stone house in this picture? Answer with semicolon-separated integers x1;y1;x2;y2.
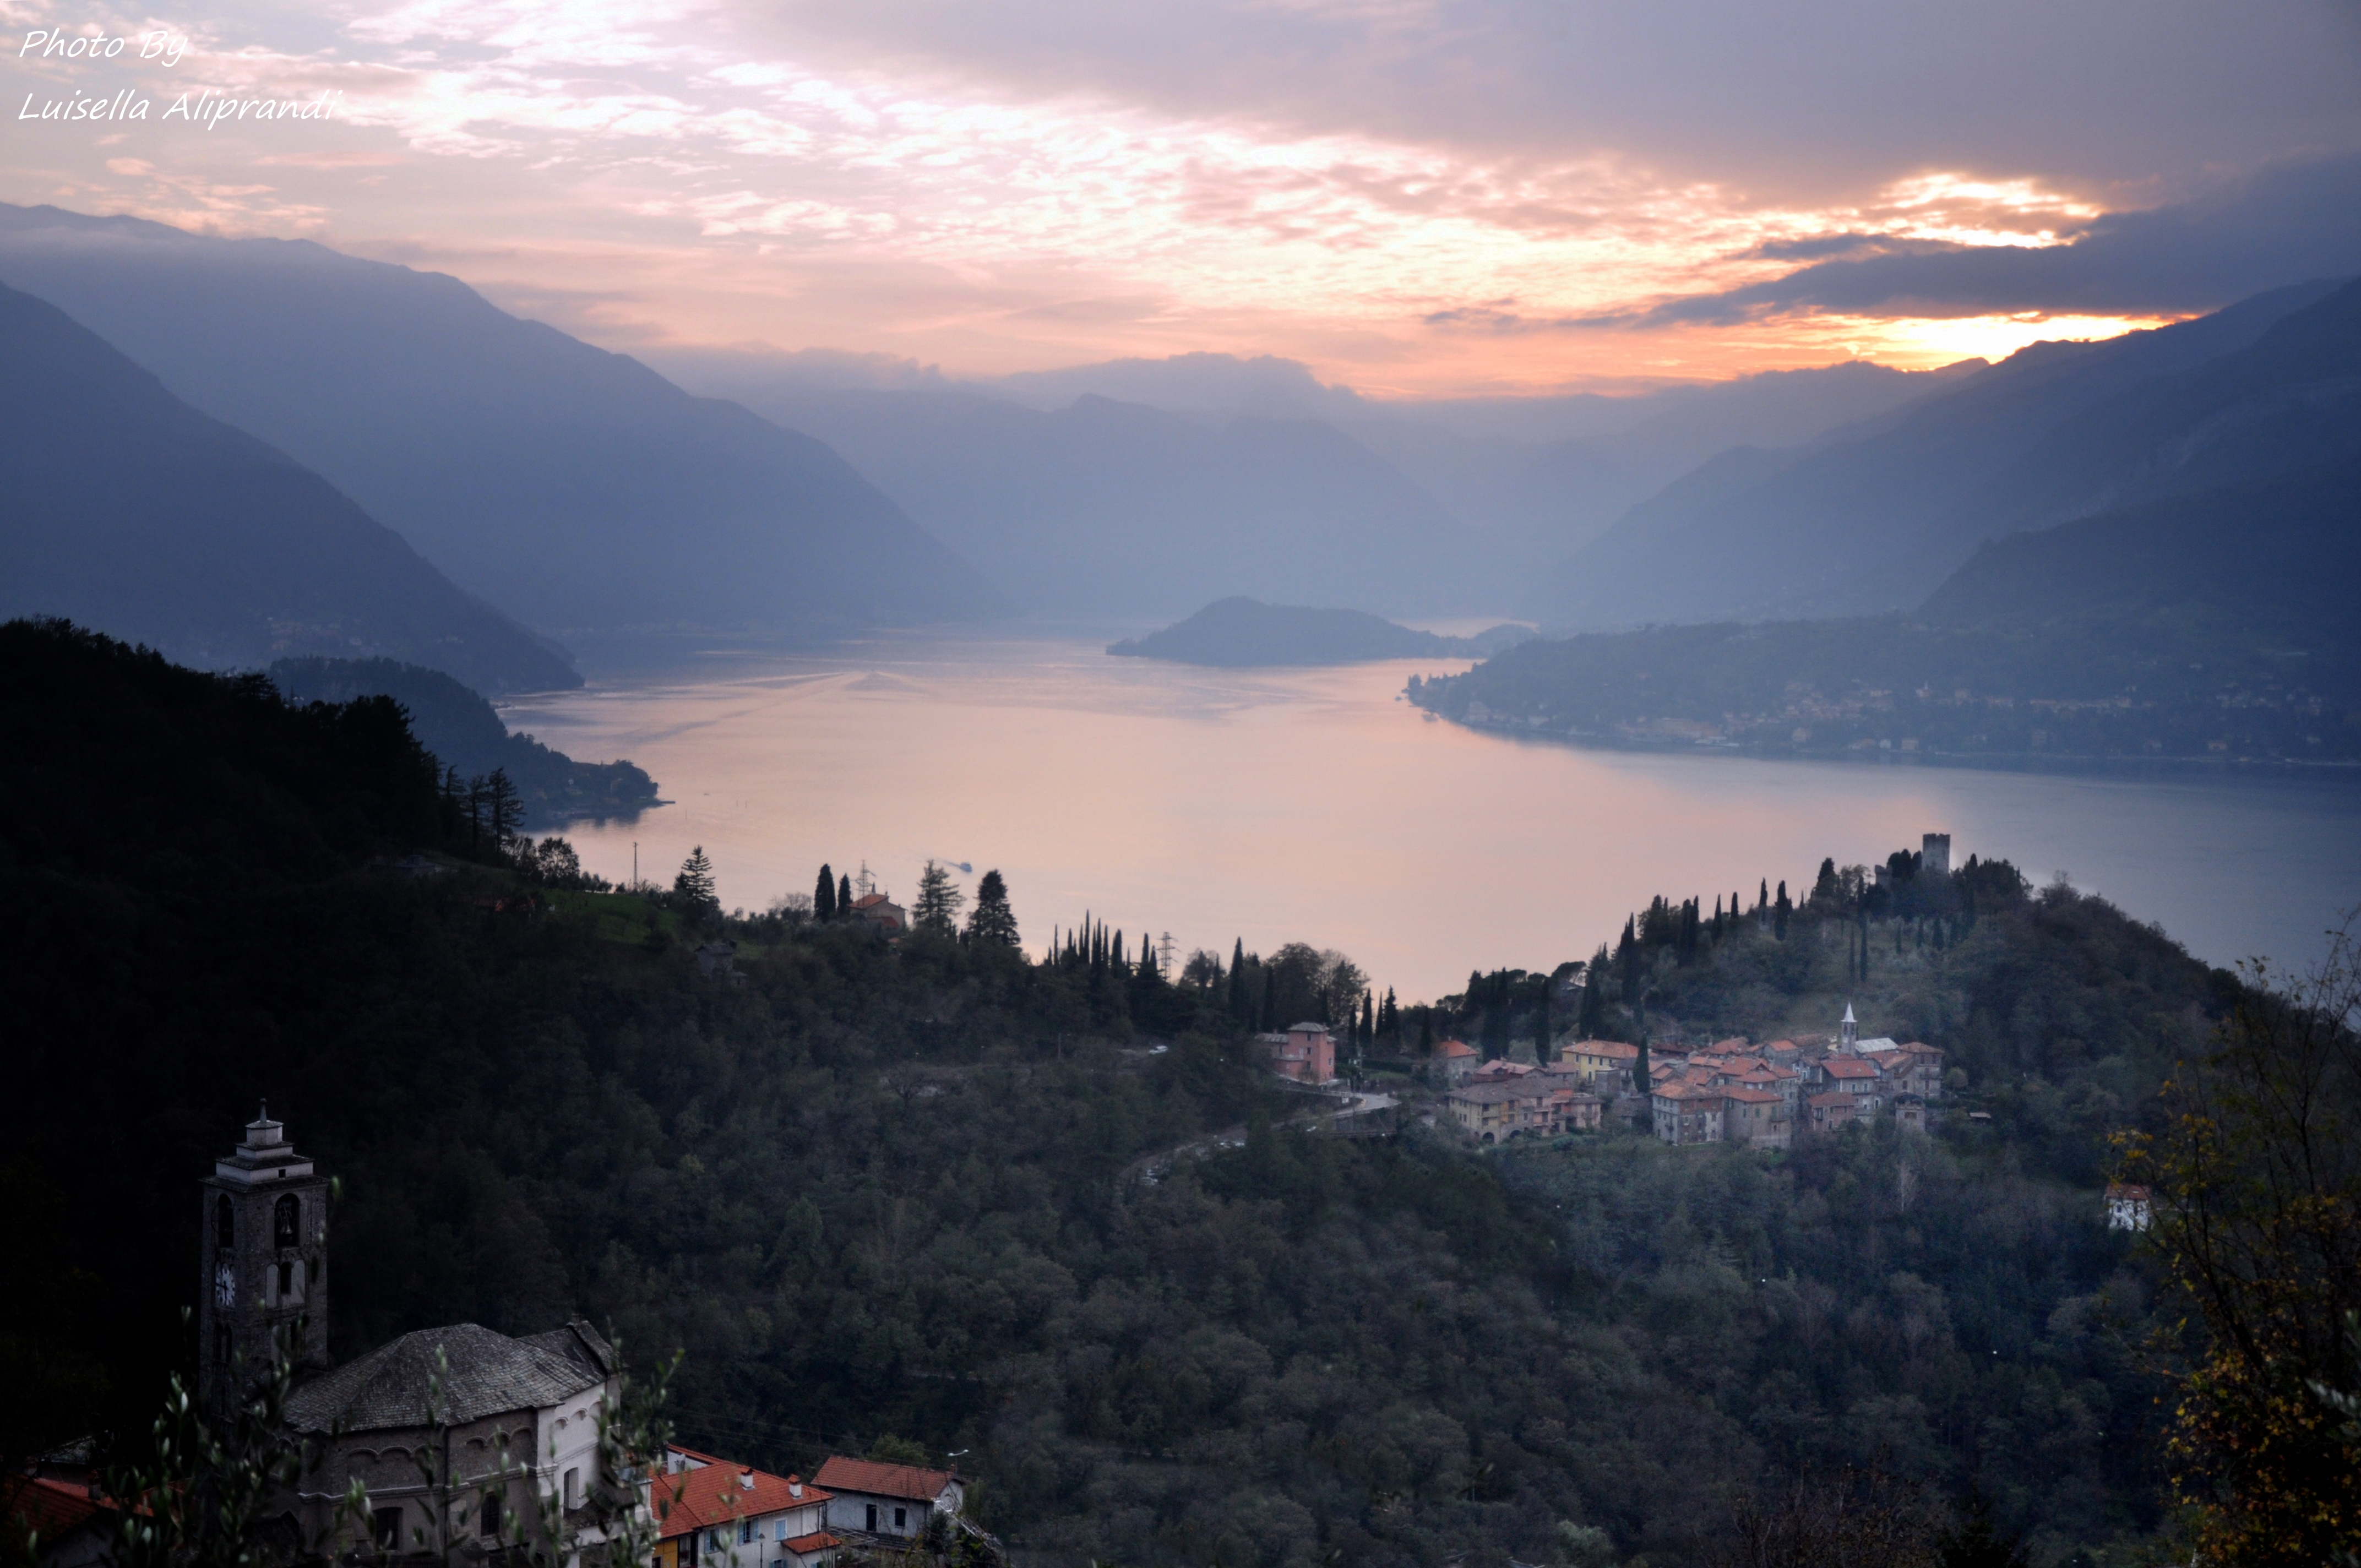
2105;1183;2153;1232
1650;1081;1724;1145
848;893;907;936
1434;1038;1480;1080
1720;1085;1789;1148
1806;1091;1860;1136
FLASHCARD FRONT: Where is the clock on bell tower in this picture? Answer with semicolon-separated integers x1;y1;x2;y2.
197;1105;331;1406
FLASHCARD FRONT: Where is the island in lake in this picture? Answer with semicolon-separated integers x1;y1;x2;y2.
1109;595;1535;667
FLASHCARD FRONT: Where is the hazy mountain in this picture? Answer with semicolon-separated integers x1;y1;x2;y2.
0;204;1005;635
660;347;1969;616
649;373;1478;617
0;282;579;694
1541;276;2352;629
1108;597;1534;666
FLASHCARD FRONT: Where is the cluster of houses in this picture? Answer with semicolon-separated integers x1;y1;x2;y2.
1440;1004;1947;1148
7;1113;986;1568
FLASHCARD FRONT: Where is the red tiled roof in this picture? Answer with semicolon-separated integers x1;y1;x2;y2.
1436;1039;1478;1058
782;1533;842;1555
1722;1086;1782;1103
1807;1091;1856;1108
2;1477;109;1538
1570;1040;1640;1059
668;1446;728;1467
648;1466;832;1538
1822;1058;1879;1079
811;1457;958;1503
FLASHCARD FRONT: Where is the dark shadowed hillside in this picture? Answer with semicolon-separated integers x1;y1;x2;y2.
271;657;660;822
0;284;578;693
0;204;1005;636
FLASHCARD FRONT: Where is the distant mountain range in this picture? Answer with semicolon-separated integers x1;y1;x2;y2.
0;204;1006;637
1410;279;2361;766
271;658;659;821
655;348;1974;618
1109;597;1535;666
1541;276;2356;628
0;282;577;694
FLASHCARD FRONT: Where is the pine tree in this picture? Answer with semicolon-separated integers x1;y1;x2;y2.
673;846;718;912
814;863;837;921
965;869;1019;946
913;859;964;935
486;766;524;843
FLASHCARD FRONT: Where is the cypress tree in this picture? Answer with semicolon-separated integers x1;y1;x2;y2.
838;872;852;914
1259;970;1276;1031
815;863;836;921
1758;878;1769;917
1418;1008;1433;1052
1228;939;1248;1022
1775;880;1791;939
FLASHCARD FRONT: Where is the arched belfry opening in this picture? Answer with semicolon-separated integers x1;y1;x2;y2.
198;1103;330;1404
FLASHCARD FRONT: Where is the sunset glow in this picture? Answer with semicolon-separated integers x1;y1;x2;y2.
4;0;2355;390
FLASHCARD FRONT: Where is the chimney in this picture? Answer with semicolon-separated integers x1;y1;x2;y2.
738;1469;754;1491
789;1479;803;1499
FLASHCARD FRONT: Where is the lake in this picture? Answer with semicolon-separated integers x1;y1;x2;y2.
503;627;2361;1002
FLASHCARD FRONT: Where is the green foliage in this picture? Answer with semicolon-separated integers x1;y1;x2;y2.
675;845;720;912
965;870;1019;947
915;860;965;936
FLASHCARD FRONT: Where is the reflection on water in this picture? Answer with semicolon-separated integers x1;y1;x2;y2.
503;628;2361;1001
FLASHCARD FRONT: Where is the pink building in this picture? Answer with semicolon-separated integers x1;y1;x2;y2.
1265;1022;1337;1084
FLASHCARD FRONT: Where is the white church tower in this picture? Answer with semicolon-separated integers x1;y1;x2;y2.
1839;1002;1859;1053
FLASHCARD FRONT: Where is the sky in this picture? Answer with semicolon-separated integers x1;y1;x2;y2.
3;0;2358;395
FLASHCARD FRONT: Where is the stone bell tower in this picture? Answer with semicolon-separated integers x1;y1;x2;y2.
198;1106;331;1406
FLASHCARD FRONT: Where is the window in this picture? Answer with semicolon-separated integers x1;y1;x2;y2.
564;1469;580;1509
773;1521;786;1541
681;1533;698;1568
276;1260;293;1298
481;1491;502;1539
740;1522;754;1546
373;1507;404;1551
215;1194;234;1248
893;1509;906;1531
274;1194;300;1249
308;1256;322;1283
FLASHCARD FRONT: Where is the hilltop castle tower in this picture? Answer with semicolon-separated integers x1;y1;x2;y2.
198;1107;330;1405
1922;833;1952;875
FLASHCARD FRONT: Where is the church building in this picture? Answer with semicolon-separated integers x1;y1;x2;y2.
196;1109;624;1564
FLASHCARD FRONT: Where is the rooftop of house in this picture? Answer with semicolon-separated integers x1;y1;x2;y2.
1822;1058;1880;1080
811;1456;960;1502
284;1320;613;1435
1652;1081;1722;1102
1722;1086;1783;1104
650;1464;833;1539
1286;1022;1331;1035
1;1476;108;1540
1568;1039;1640;1059
1448;1079;1541;1104
1807;1091;1858;1109
2105;1183;2152;1201
1435;1038;1478;1058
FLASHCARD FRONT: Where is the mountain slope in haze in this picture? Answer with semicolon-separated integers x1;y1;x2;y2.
1108;597;1533;666
0;282;580;694
1542;277;2352;629
652;373;1479;617
270;658;660;822
0;204;1005;635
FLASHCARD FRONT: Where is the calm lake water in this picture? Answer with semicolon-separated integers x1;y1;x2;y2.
503;627;2361;1003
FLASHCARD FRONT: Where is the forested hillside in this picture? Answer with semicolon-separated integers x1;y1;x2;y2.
0;620;2259;1567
